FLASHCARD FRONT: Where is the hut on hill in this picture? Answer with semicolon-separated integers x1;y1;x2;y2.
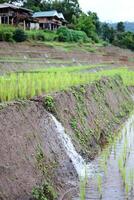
0;3;36;30
33;10;67;30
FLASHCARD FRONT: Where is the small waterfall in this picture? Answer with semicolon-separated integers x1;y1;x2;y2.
50;114;93;177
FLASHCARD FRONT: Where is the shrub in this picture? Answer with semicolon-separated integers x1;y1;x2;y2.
27;31;36;40
32;182;57;200
71;29;88;42
113;32;134;50
36;32;45;41
13;29;27;42
57;27;88;42
27;30;56;42
0;25;15;41
57;27;72;42
3;31;13;42
44;96;54;112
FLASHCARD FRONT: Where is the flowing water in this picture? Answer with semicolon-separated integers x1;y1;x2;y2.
50;112;134;200
50;114;94;177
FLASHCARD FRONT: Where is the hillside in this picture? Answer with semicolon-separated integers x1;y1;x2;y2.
0;41;134;199
0;42;134;74
109;22;134;32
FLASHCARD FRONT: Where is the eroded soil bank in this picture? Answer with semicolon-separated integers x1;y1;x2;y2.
0;76;133;200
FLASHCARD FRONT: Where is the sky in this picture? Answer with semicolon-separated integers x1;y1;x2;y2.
79;0;134;22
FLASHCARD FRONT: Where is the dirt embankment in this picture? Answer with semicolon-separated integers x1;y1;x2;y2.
0;42;134;74
0;77;133;200
48;76;133;159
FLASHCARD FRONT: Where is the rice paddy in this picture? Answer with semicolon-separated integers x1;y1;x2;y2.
76;112;134;200
0;66;134;102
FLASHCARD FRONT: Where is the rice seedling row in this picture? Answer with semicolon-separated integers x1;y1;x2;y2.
0;67;134;103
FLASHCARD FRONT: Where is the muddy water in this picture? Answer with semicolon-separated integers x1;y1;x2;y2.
50;112;134;200
72;114;134;200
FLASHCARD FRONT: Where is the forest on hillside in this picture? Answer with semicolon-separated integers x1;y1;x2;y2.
0;0;134;50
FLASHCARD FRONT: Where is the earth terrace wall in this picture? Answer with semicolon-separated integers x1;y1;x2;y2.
0;76;133;200
48;76;133;160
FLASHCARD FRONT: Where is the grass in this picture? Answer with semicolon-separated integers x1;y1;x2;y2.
44;41;102;52
0;66;134;103
26;29;57;42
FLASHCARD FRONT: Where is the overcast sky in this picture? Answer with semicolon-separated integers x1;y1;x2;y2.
79;0;134;22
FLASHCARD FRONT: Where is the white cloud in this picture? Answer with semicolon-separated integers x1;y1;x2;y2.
79;0;134;22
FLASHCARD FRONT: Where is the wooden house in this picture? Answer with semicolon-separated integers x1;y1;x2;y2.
33;10;67;30
0;3;35;30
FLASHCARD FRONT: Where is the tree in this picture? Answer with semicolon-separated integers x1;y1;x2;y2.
117;22;125;32
88;11;101;35
113;31;134;50
74;13;99;42
24;0;81;22
0;0;9;3
101;23;115;43
24;0;42;11
62;0;81;22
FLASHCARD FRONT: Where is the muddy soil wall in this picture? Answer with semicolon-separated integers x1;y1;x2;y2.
49;76;133;159
0;76;133;200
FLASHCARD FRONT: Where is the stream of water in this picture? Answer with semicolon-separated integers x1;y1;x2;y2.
50;114;94;177
50;112;134;199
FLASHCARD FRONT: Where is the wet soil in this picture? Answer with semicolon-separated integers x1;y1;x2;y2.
71;114;134;200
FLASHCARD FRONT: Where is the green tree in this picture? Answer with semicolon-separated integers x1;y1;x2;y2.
74;13;99;42
88;11;101;35
75;14;95;37
24;0;42;11
62;0;81;22
0;0;9;3
117;22;125;32
114;31;134;50
24;0;81;22
101;23;115;43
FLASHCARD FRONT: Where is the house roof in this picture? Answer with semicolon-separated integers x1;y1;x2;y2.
33;10;65;20
0;3;32;13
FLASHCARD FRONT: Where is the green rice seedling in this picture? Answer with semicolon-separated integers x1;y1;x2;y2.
121;167;127;187
118;153;127;188
118;156;124;174
113;139;117;159
97;174;102;199
79;167;88;200
99;151;110;175
80;177;86;200
99;159;107;176
129;168;134;192
122;138;128;167
99;146;112;176
0;67;134;103
125;182;130;199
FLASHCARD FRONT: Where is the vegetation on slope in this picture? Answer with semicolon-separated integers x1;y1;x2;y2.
0;66;134;103
1;0;134;50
